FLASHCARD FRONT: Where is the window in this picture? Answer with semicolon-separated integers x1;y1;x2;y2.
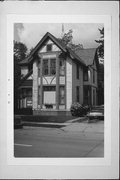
38;60;41;77
93;69;95;83
43;59;49;75
26;89;32;97
46;44;52;52
76;64;79;79
76;86;79;102
59;59;65;76
50;58;56;75
93;89;96;105
43;86;56;91
43;58;56;76
83;68;88;81
59;86;65;105
83;86;89;105
38;86;41;105
43;86;56;107
28;63;32;72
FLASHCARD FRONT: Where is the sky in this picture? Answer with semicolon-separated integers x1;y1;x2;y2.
14;23;104;51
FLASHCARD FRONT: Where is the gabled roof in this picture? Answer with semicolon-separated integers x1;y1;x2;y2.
17;69;33;88
74;48;97;66
19;32;86;66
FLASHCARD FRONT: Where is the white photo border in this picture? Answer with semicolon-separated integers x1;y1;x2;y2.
7;14;111;166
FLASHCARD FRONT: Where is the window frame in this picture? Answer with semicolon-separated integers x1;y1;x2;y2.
50;58;56;75
42;58;56;76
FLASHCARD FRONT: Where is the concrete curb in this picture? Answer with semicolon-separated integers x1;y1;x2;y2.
22;116;87;128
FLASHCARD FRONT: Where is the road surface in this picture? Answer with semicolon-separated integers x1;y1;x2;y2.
14;122;104;157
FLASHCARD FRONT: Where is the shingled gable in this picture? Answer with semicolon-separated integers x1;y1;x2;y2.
74;48;98;66
19;32;86;67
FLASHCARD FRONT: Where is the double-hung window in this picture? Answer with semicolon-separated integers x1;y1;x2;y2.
50;58;56;75
43;58;56;76
43;59;49;75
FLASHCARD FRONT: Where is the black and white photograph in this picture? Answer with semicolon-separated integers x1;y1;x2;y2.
0;1;119;179
14;23;104;158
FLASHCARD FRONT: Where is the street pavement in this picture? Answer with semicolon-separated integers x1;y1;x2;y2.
14;119;104;157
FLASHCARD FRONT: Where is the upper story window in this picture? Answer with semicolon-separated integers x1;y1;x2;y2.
38;59;41;77
50;58;56;75
83;68;88;81
43;58;56;76
46;44;52;52
93;69;95;83
59;59;65;76
76;63;79;79
43;59;49;75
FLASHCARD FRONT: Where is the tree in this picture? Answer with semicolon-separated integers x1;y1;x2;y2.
59;29;83;50
62;29;73;46
14;41;28;61
95;27;104;59
14;41;28;113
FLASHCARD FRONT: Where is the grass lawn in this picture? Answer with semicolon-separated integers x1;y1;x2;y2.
14;115;78;124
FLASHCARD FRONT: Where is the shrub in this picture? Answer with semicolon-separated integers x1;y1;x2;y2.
82;105;91;114
70;103;84;117
70;103;90;117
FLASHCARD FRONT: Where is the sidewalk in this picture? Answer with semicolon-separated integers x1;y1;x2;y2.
22;116;104;134
22;116;87;128
62;120;104;133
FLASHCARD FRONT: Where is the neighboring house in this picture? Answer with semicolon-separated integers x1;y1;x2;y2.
17;32;101;115
97;62;104;105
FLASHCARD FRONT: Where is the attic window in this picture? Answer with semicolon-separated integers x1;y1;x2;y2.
46;44;52;52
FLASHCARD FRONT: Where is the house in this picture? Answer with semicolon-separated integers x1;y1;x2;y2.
17;32;100;115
